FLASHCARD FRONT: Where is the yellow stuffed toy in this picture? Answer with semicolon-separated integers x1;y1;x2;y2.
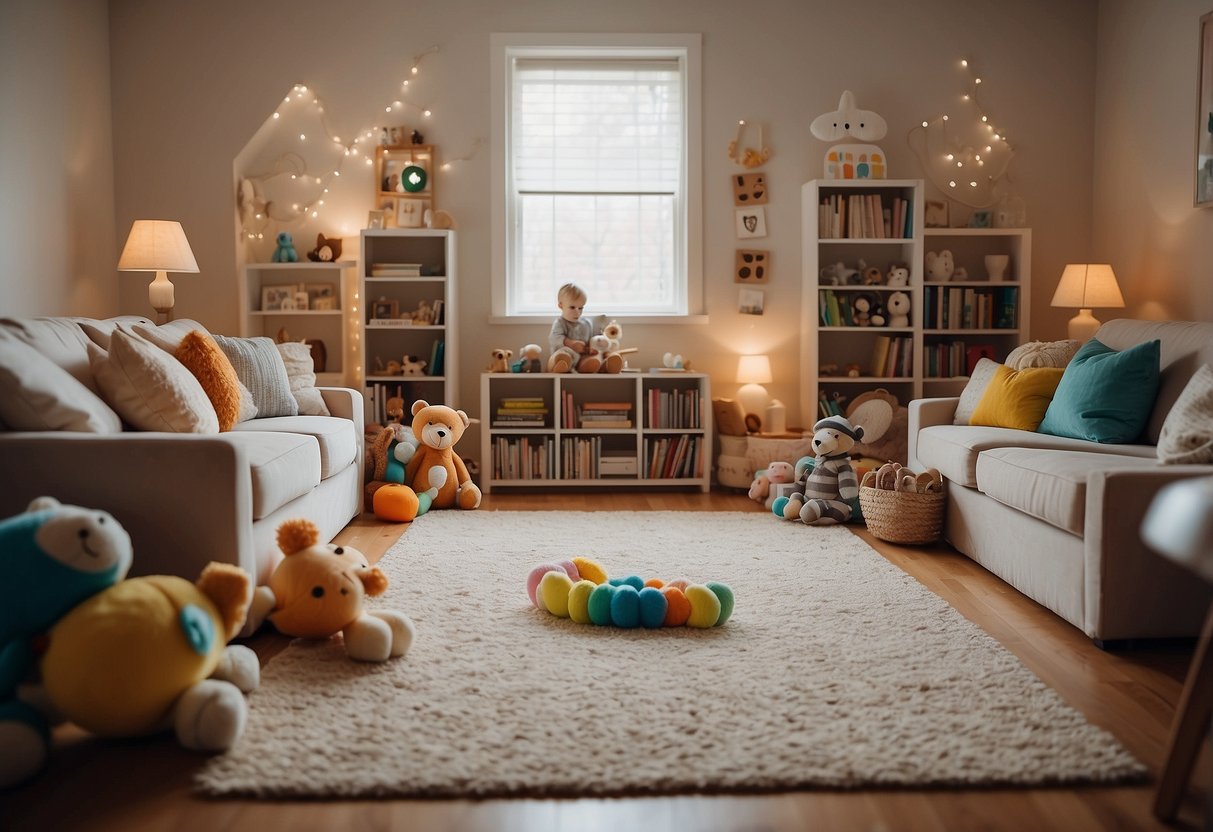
246;519;415;661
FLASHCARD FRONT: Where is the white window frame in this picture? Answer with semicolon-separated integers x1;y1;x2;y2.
490;33;704;323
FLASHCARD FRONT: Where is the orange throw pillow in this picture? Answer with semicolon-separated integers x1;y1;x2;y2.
176;330;242;431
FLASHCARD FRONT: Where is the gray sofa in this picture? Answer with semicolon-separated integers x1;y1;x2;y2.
909;319;1213;643
0;316;363;589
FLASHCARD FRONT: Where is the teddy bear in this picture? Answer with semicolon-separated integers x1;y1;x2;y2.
401;354;427;376
306;232;343;262
886;263;910;287
851;294;873;327
514;343;543;373
246;519;414;662
748;460;795;501
271;231;298;263
0;497;133;787
488;348;513;373
925;250;955;282
392;399;482;510
887;291;911;327
771;416;865;525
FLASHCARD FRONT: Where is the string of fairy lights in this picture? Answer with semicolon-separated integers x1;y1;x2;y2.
238;45;484;240
907;57;1015;208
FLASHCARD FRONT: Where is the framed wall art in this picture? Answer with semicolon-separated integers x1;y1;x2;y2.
1197;10;1213;206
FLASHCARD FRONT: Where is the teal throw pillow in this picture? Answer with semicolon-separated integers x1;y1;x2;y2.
1037;338;1161;443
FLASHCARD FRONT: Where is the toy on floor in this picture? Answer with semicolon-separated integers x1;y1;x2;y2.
526;557;734;629
748;460;795;501
246;519;415;662
0;497;134;787
772;416;864;525
365;423;426;521
393;400;482;511
271;231;298;263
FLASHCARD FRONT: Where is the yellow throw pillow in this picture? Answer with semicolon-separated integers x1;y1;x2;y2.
970;364;1065;431
176;330;242;431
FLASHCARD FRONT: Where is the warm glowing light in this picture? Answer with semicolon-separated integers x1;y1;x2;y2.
960;59;969;67
945;153;954;160
948;180;957;188
299;133;306;141
423;109;432;117
272;112;280;119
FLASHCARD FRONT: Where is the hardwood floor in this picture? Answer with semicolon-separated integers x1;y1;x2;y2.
2;491;1208;831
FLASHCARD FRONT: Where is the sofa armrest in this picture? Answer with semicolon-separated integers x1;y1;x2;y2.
1084;466;1213;639
319;386;365;485
0;432;256;581
908;397;959;472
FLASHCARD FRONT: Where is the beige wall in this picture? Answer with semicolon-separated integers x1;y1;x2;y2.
1093;0;1213;325
0;0;116;318
104;0;1100;428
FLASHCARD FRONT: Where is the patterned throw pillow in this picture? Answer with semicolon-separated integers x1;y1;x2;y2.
1004;339;1080;370
176;330;243;431
1157;364;1213;464
212;334;298;418
276;341;331;416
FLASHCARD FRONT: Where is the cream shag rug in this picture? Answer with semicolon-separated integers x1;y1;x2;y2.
196;511;1145;798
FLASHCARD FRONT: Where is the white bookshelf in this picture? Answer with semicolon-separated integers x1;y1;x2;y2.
359;229;457;423
239;260;355;386
480;372;711;493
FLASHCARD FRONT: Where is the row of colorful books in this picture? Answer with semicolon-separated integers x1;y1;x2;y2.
923;341;996;378
492;396;548;428
923;285;1017;330
870;335;913;378
642;435;702;480
491;436;556;480
817;193;913;240
644;387;701;429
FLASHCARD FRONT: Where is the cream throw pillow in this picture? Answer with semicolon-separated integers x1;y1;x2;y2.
276;341;331;416
1158;364;1213;465
953;357;1002;425
0;328;122;432
1005;339;1080;370
213;334;298;418
88;330;219;433
130;321;258;422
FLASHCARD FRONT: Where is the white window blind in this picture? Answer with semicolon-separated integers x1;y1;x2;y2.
507;56;686;315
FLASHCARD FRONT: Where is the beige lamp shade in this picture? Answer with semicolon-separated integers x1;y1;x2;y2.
1050;264;1124;342
118;220;198;321
736;354;773;385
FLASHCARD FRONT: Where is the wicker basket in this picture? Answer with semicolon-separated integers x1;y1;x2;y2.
858;472;946;545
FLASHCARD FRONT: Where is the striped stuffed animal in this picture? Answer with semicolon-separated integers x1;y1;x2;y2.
774;416;864;525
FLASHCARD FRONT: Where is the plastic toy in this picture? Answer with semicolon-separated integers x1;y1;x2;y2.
526;557;734;629
271;231;298;263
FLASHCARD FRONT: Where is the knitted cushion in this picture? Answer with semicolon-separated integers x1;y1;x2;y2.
1157;364;1213;465
1004;339;1080;370
212;335;298;419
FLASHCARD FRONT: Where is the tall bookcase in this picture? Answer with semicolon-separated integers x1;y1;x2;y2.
238;260;355;386
801;179;1030;422
480;372;711;493
359;229;457;423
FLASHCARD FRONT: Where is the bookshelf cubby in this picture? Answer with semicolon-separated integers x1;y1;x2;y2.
480;372;711;492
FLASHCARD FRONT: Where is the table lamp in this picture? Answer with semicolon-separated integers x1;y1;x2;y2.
736;354;772;419
118;220;199;322
1049;263;1124;342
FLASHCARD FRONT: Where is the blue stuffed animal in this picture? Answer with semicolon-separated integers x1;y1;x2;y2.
271;231;298;263
0;497;132;787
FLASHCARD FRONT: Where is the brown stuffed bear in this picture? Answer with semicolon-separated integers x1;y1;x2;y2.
398;400;481;510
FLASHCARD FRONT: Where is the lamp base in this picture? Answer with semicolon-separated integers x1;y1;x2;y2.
736;383;770;421
1067;308;1101;343
152;306;174;324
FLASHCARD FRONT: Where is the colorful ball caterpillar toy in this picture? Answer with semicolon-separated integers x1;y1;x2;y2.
526;557;734;629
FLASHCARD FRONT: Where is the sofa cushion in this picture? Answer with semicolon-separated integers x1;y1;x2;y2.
276;341;330;416
1038;337;1160;443
976;447;1162;536
1;317;105;394
87;330;220;433
0;328;122;433
231;415;356;480
220;431;321;519
970;364;1064;431
176;331;244;431
1004;339;1080;370
1158;364;1213;465
213;335;298;419
916;424;1156;488
953;357;1001;425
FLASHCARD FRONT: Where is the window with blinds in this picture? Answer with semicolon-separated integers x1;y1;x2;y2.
499;42;697;317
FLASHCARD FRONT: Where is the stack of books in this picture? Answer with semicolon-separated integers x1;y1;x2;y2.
578;401;633;429
493;397;548;428
371;262;423;277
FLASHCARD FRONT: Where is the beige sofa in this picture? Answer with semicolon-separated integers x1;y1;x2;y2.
0;316;363;588
908;319;1213;644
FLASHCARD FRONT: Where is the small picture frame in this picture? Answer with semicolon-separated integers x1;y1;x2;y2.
292;290;310;311
734;249;769;284
366;210;387;230
261;285;293;312
925;199;949;228
396;199;426;228
968;210;993;229
306;282;336;307
735;206;768;239
371;298;399;320
313;296;337;311
738;288;765;315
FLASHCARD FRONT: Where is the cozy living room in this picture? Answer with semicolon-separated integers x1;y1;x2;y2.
3;0;1213;829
